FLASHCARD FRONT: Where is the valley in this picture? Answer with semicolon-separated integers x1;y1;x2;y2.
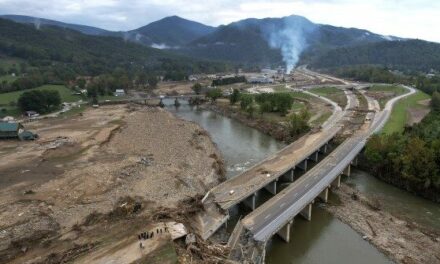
0;4;440;264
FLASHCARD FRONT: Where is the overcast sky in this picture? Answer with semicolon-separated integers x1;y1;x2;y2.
0;0;439;42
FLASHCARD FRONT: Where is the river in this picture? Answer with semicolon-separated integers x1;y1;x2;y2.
165;100;439;264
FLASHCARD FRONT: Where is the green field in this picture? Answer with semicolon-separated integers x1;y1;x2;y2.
0;85;83;117
0;85;81;105
368;85;408;109
0;75;18;83
382;90;431;134
310;87;347;108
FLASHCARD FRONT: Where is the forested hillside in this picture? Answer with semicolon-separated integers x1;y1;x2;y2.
0;18;230;89
306;40;440;72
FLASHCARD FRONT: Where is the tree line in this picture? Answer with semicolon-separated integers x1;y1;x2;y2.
364;108;440;202
229;90;310;137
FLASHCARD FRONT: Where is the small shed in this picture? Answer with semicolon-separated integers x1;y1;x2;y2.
25;111;40;118
0;122;24;139
114;89;126;97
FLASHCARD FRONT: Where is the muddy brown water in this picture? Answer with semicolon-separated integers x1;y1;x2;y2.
166;100;439;264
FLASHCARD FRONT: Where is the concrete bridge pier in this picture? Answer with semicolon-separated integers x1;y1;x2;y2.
319;143;328;154
244;193;257;211
331;175;341;188
309;151;319;162
318;188;329;203
343;164;351;177
300;203;313;221
280;168;295;182
297;159;308;171
351;156;359;166
277;220;293;243
264;180;278;195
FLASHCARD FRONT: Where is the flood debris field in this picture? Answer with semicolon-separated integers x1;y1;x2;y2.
326;184;440;264
0;105;227;263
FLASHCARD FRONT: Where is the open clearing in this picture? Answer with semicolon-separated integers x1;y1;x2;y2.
310;86;347;108
382;90;431;134
0;84;83;117
366;85;408;109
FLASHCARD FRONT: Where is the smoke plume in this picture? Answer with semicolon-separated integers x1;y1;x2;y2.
33;18;41;30
265;16;316;73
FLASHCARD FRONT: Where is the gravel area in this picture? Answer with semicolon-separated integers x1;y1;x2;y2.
327;184;440;264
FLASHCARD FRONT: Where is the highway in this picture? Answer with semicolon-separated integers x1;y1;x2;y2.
209;85;358;211
241;85;415;242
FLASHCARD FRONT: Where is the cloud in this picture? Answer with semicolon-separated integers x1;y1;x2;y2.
0;0;438;42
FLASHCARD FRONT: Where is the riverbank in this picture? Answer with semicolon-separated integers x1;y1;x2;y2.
326;183;440;264
202;102;301;143
0;105;227;263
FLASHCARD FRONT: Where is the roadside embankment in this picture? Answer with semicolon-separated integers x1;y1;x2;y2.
326;184;440;264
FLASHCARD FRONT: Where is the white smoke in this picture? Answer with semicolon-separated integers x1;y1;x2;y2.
151;43;180;50
151;43;170;49
123;32;130;42
265;17;316;73
135;33;142;42
34;18;41;30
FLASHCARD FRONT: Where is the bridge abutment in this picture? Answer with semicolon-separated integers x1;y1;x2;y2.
277;220;293;243
300;203;312;221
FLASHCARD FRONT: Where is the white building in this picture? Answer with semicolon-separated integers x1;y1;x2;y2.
114;89;126;97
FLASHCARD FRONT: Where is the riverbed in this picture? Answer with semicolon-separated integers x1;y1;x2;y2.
165;100;439;263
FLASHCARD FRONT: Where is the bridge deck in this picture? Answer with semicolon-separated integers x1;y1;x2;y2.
242;133;367;241
210;91;359;211
240;85;415;242
211;125;341;210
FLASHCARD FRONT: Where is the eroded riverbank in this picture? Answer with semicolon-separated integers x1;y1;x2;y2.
326;183;440;264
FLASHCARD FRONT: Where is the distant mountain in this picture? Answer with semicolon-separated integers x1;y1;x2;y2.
2;14;438;72
0;14;113;36
306;39;440;72
178;15;399;68
127;16;216;47
0;18;229;77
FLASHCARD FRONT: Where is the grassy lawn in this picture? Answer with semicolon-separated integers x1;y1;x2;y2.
382;90;431;134
367;85;408;109
0;85;81;105
0;85;83;117
310;87;347;108
0;75;18;83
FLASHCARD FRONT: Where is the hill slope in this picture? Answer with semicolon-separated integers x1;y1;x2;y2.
0;14;113;36
179;15;395;69
306;39;440;72
128;16;215;47
0;18;228;77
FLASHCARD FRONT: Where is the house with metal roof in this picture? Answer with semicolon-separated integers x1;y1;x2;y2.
0;122;24;139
